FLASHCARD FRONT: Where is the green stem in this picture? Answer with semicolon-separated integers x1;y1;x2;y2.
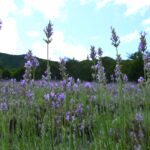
47;43;51;83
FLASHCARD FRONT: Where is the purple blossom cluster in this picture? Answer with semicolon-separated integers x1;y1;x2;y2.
138;32;147;53
90;46;96;60
90;47;106;83
96;60;106;85
0;102;7;111
24;50;39;69
44;21;53;44
65;111;75;122
59;57;67;80
110;27;120;49
1;22;150;149
23;50;39;83
135;112;143;123
43;91;65;109
143;54;150;80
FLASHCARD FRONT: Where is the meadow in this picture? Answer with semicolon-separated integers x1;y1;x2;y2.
0;21;150;150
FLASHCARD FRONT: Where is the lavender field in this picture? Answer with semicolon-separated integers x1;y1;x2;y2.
0;21;150;150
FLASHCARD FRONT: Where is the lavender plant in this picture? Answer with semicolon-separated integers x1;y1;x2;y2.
0;26;150;150
59;57;68;80
90;46;97;81
111;27;122;80
23;50;39;83
138;32;147;81
44;21;53;83
96;47;106;86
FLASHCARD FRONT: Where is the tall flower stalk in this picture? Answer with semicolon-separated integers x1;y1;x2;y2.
90;46;97;81
111;27;127;148
59;57;68;80
111;27;122;91
44;21;53;83
138;32;147;81
97;48;106;86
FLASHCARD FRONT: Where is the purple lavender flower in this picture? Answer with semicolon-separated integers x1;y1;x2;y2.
24;50;33;60
57;92;65;101
135;112;143;123
98;47;103;57
90;46;96;60
0;102;7;111
111;27;120;48
138;32;147;53
44;93;50;101
0;19;2;30
66;111;70;121
44;21;53;43
67;82;72;89
145;62;150;71
114;64;122;81
31;57;39;69
143;54;150;63
84;82;92;89
20;80;27;86
26;90;34;100
55;101;59;108
24;61;32;69
59;57;67;79
76;103;83;114
138;76;144;84
50;92;55;99
51;101;55;107
89;95;96;102
73;83;78;91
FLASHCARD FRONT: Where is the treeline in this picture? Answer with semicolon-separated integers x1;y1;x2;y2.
0;51;144;82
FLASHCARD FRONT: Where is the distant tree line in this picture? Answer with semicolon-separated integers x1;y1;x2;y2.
0;51;145;82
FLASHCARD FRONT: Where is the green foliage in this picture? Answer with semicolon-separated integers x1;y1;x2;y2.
0;51;146;82
2;69;12;79
102;57;116;82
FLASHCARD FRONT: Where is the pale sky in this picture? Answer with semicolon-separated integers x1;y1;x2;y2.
0;0;150;61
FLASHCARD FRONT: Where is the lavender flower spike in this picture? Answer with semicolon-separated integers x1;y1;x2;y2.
44;21;53;44
138;31;147;53
90;46;96;60
111;26;120;49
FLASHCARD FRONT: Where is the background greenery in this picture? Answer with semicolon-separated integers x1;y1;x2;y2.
0;51;144;82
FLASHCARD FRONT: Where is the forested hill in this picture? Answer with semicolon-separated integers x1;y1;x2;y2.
0;52;144;82
0;52;25;69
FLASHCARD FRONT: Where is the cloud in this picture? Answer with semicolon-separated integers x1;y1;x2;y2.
114;0;150;16
96;0;112;9
0;17;21;55
143;17;150;26
80;0;95;5
0;0;17;18
120;30;139;43
0;1;25;55
20;7;32;16
31;31;88;61
26;31;40;38
21;0;68;20
80;0;150;16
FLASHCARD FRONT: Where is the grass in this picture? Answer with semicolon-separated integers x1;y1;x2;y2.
0;80;150;150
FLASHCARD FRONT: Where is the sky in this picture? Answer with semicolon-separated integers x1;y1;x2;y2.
0;0;150;61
